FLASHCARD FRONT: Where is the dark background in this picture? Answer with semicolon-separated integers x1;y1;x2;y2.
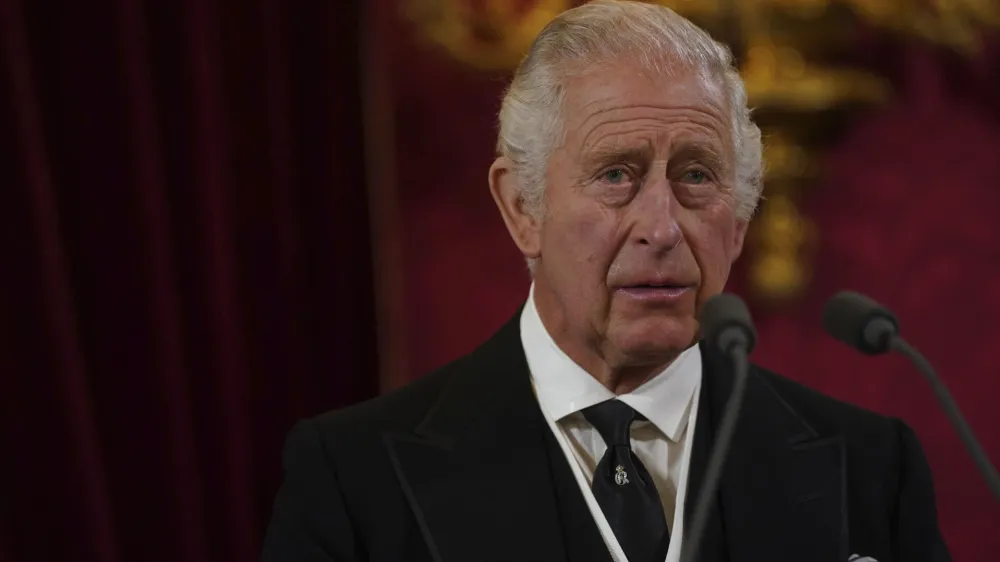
2;1;376;560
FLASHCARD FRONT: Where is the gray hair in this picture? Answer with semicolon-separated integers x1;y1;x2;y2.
496;0;763;223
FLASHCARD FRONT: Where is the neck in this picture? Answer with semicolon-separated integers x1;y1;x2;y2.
592;360;676;395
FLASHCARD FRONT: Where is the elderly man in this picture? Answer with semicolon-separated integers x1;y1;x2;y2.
262;2;950;561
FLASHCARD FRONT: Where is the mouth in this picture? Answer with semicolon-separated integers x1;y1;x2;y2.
616;283;693;302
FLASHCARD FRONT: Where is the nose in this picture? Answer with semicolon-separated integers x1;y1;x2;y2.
630;176;682;252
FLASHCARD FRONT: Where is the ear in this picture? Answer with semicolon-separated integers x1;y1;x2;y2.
489;157;542;260
730;218;749;263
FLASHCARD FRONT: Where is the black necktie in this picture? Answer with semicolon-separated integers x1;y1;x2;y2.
583;399;669;562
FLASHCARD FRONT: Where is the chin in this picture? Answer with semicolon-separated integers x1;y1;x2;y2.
611;317;696;363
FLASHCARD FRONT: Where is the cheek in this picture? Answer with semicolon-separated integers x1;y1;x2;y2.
547;203;618;272
687;212;739;289
540;207;619;322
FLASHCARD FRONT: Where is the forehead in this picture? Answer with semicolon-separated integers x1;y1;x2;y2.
561;62;731;150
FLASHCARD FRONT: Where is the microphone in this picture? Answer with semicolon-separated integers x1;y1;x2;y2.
682;293;757;562
823;291;1000;502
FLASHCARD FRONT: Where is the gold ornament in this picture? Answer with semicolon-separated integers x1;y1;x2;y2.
404;0;570;71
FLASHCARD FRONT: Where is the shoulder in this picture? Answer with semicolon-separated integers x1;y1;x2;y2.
307;311;525;437
275;360;462;479
298;343;500;451
750;364;904;447
749;365;920;504
749;365;949;558
307;358;460;439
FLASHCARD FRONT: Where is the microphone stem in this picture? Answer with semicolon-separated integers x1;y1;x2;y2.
889;336;1000;501
682;346;751;562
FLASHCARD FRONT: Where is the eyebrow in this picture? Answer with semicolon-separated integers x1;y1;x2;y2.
583;143;654;169
671;141;728;172
583;139;728;171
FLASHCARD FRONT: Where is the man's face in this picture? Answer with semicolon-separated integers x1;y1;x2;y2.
492;61;747;375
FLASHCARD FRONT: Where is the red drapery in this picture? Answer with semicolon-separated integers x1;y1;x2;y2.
0;1;377;560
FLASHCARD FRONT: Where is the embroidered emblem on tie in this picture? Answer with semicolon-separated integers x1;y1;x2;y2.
614;465;629;486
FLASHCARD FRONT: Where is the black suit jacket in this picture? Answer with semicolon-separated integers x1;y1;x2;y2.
261;312;951;562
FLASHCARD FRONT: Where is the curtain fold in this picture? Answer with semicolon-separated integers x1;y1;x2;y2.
0;1;378;561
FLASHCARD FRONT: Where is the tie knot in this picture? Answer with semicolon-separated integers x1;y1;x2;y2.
582;399;645;447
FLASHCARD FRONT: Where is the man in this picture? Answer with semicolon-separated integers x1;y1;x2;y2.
262;2;951;561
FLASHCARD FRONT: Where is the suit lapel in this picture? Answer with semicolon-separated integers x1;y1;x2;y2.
684;345;728;562
687;342;848;562
543;427;614;562
384;313;601;562
384;319;848;562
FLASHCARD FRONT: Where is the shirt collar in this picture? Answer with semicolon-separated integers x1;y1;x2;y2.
521;283;702;442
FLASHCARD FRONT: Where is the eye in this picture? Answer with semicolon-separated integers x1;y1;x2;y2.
682;169;709;184
601;168;629;184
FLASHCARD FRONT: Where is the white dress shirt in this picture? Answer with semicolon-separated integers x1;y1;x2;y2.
520;284;702;562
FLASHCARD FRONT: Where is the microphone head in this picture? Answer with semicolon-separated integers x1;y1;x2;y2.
822;291;900;355
699;292;757;354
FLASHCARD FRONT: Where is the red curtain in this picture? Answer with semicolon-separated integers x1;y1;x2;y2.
0;1;377;561
386;8;1000;561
